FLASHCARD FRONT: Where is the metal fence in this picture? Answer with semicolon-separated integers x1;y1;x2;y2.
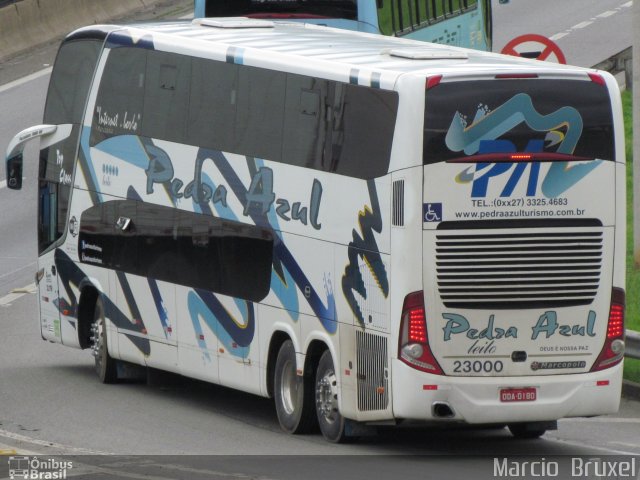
627;330;640;360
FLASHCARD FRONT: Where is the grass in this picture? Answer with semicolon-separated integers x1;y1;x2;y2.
622;89;640;383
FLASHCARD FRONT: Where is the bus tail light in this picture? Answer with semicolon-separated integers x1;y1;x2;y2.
588;73;606;86
399;291;444;375
426;75;442;90
591;288;625;372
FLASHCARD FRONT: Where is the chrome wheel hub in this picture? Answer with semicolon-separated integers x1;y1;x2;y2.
316;370;338;423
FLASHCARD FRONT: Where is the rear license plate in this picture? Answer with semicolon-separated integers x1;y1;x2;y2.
500;387;537;402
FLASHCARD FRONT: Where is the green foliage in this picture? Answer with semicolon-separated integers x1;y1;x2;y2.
623;89;640;383
623;90;639;332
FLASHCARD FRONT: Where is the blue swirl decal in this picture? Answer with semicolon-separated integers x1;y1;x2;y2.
446;93;602;197
188;290;254;359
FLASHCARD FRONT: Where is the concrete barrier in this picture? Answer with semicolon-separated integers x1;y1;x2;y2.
0;0;164;62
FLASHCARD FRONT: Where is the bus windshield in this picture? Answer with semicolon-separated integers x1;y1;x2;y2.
204;0;358;19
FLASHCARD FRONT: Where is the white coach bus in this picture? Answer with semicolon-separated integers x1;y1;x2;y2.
6;18;626;442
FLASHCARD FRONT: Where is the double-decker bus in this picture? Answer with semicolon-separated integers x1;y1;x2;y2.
6;17;625;443
194;0;492;51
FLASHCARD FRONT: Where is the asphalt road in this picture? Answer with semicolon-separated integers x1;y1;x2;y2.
492;0;632;68
0;1;638;477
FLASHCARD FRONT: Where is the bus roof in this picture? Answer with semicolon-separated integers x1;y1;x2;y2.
71;19;594;86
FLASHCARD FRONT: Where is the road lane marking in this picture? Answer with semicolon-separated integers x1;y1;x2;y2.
610;441;640;449
562;417;640;424
0;283;36;306
0;67;52;94
571;20;594;29
548;2;629;43
0;428;107;455
550;436;640;456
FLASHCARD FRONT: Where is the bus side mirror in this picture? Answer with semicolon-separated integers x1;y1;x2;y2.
6;154;23;190
5;124;59;192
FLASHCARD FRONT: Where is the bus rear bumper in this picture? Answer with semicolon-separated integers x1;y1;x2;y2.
391;360;623;424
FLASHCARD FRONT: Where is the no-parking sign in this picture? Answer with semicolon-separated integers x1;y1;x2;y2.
501;33;567;64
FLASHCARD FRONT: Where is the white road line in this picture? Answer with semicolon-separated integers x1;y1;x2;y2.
597;10;618;18
572;20;594;29
0;283;36;306
550;436;640;456
609;441;640;449
562;417;640;424
0;428;107;455
0;67;52;94
621;1;633;8
549;32;570;41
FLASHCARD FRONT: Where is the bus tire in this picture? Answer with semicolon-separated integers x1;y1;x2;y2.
91;296;118;384
315;349;347;443
273;340;315;434
507;422;547;439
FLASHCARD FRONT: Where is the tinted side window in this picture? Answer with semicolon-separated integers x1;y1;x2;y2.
330;85;398;178
91;47;398;179
188;58;238;152
378;0;478;36
234;66;286;161
79;201;274;302
91;47;147;146
142;51;191;143
44;40;102;125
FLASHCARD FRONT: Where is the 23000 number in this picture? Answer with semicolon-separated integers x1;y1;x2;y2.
453;360;504;374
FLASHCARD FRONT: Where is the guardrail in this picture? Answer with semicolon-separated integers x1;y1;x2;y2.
627;330;640;360
592;46;632;89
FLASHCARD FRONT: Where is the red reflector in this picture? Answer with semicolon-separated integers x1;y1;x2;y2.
495;73;539;79
426;75;442;90
199;334;205;340
597;380;610;387
423;385;438;390
167;327;172;333
588;73;606;86
62;309;70;316
345;369;351;376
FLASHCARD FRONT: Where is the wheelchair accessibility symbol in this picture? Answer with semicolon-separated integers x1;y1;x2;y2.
423;203;442;223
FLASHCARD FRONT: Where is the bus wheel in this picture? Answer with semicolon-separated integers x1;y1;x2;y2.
274;340;315;434
315;350;347;443
508;422;547;439
90;296;118;384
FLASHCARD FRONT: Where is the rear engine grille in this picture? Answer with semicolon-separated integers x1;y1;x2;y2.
356;331;388;412
435;230;603;309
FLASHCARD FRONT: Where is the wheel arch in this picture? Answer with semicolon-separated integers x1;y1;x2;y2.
76;278;103;349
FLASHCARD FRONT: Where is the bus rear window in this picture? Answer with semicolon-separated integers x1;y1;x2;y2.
423;79;615;165
205;0;357;19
